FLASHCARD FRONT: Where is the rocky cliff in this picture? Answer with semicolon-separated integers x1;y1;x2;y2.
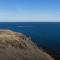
0;30;54;60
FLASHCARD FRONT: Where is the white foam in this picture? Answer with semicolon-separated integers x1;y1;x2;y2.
17;26;32;27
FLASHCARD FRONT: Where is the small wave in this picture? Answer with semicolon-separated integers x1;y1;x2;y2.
17;26;32;27
17;26;24;27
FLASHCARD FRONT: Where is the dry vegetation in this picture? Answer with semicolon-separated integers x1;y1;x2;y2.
0;30;54;60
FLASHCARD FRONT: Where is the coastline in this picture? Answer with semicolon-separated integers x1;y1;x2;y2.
0;30;54;60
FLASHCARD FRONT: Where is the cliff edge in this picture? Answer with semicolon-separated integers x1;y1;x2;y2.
0;30;54;60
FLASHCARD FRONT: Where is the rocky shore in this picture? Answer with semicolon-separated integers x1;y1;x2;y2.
0;30;54;60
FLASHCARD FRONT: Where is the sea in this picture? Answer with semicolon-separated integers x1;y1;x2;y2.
0;22;60;59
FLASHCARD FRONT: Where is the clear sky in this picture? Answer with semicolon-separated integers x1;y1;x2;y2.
0;0;60;22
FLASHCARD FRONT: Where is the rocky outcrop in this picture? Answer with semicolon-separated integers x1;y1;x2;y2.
0;30;54;60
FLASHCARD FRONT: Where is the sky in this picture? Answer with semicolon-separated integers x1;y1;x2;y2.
0;0;60;22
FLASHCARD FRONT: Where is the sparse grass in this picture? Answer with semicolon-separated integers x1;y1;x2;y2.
0;30;54;60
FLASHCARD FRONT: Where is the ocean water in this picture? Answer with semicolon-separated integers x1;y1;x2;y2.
0;22;60;58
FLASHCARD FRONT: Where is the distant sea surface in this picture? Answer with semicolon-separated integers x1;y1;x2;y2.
0;22;60;58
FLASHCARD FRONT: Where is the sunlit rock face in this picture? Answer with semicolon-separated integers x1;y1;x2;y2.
0;30;54;60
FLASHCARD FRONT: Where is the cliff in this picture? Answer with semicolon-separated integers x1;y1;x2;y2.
0;30;54;60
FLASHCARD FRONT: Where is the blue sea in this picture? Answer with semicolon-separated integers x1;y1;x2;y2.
0;22;60;58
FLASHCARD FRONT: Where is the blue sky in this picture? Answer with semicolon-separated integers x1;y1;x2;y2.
0;0;60;22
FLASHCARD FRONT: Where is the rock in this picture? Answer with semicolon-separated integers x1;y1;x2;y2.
0;30;54;60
